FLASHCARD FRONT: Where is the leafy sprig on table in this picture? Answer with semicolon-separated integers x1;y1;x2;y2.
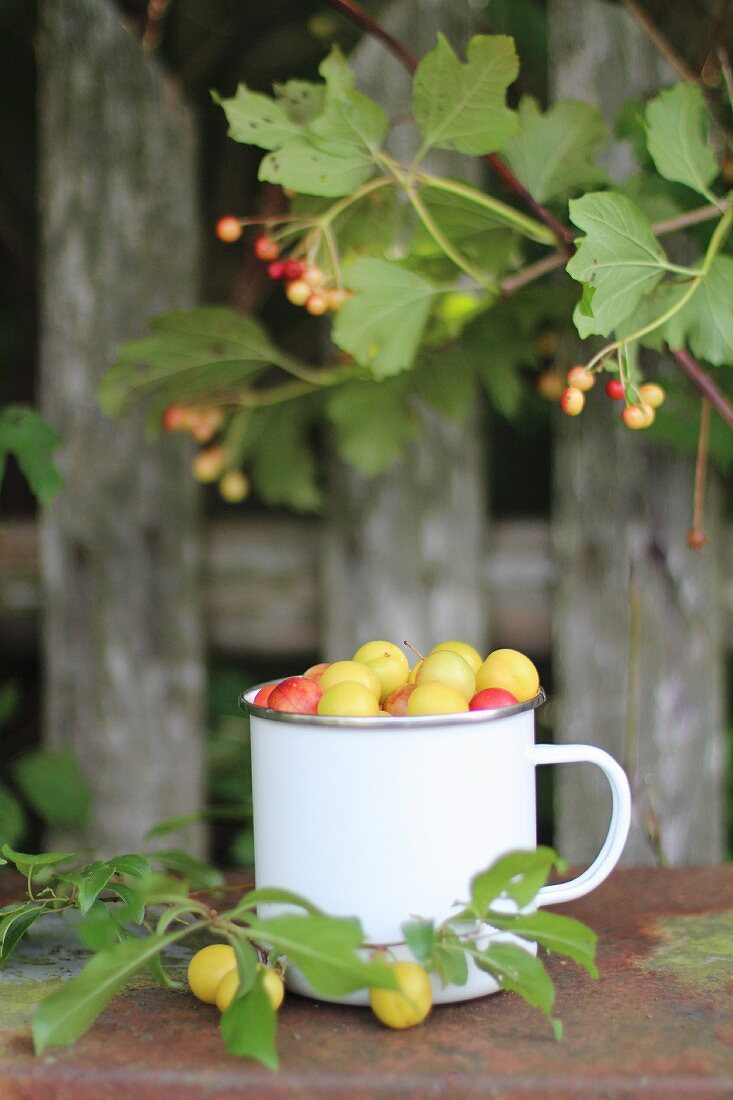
0;842;596;1068
99;32;733;511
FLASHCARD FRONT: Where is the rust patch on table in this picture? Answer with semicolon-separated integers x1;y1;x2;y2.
1;866;732;1098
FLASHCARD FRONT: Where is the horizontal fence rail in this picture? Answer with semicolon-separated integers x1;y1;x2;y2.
4;517;728;660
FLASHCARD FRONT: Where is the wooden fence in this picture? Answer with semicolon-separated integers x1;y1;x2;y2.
3;516;733;662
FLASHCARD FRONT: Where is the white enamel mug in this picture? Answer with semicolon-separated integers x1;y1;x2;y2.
239;688;631;1005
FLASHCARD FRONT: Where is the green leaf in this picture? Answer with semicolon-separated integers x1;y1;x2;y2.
413;34;519;156
431;929;469;987
101;307;276;419
486;910;598;977
217;51;383;198
107;854;150;879
212;86;304;150
0;783;26;847
615;96;654;169
413;187;517;275
292;190;401;262
468;848;564;914
233;886;325;917
131;871;192;907
32;929;190;1053
248;402;322;512
566;192;670;337
0;405;63;505
106;882;146;925
461;310;535;421
147;952;184;991
619;257;733;367
12;748;92;830
227;936;259;998
259;141;377;198
402;919;435;965
77;863;114;916
309;48;388;160
333;259;438;379
0;681;20;726
244;912;399;998
221;968;278;1068
149;850;224;891
0;905;44;963
474;940;558;1031
144;813;203;840
77;900;129;951
666;256;733;366
326;378;418;475
645;84;719;200
273;80;325;125
501;97;607;203
412;347;476;422
0;845;76;878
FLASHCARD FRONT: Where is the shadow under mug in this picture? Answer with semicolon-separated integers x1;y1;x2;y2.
239;688;632;1004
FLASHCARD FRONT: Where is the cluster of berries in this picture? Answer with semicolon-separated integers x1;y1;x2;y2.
559;366;666;429
161;402;248;503
215;217;346;315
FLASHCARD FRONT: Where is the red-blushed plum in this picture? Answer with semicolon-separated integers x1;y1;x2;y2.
383;683;416;716
469;687;518;711
303;662;331;682
253;683;277;707
268;676;323;715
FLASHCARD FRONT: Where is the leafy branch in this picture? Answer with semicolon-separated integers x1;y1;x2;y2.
0;843;597;1069
99;16;733;508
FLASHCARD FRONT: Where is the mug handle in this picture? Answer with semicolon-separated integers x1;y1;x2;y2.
528;743;632;907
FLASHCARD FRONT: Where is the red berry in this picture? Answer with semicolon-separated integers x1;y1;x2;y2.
639;382;665;409
285;279;311;307
560;387;584;416
283;259;306;281
305;293;328;317
536;371;565;402
686;528;708;551
192;445;226;484
567;365;594;392
255;236;279;262
216;216;242;243
605;379;625;401
267;261;285;280
161;404;190;432
622;403;654;430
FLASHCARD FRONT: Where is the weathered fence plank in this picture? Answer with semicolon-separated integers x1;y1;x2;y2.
322;0;490;660
549;0;725;865
37;0;205;853
6;516;733;664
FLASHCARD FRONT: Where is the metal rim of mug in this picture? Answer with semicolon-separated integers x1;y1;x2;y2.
238;684;546;728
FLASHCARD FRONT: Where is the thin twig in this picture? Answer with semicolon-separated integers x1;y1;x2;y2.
718;46;733;112
323;0;419;73
500;251;567;294
690;398;711;542
621;0;701;85
622;0;733;151
671;347;733;427
652;196;733;236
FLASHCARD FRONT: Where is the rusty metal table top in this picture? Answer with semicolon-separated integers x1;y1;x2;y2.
0;865;731;1099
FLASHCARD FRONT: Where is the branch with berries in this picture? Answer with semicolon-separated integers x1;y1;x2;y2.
101;11;733;524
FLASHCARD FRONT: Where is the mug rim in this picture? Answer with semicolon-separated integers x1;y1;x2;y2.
238;683;545;729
